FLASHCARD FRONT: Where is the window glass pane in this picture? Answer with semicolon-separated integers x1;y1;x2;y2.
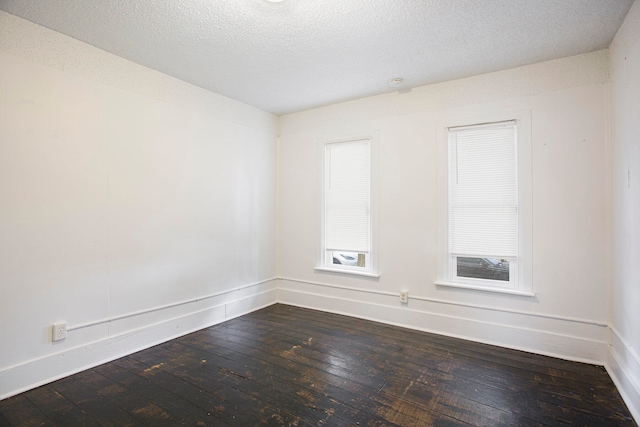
456;257;509;282
331;251;366;267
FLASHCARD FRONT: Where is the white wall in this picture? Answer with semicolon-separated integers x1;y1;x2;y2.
609;0;640;420
2;6;638;419
0;11;278;399
278;50;611;364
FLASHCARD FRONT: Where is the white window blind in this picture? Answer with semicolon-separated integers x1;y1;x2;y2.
448;121;517;258
325;139;370;253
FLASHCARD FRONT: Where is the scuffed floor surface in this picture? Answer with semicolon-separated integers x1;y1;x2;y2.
0;304;636;426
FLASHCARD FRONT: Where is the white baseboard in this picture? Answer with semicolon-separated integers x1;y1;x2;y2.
605;328;640;423
277;279;609;365
4;275;637;427
0;282;278;401
278;278;640;424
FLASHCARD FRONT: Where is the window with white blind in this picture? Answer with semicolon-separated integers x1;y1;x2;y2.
449;121;517;287
436;116;533;295
322;138;372;274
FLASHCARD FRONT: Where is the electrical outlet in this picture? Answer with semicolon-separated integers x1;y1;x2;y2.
400;290;409;303
52;322;67;342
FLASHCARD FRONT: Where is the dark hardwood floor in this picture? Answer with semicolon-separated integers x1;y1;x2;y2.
0;304;636;426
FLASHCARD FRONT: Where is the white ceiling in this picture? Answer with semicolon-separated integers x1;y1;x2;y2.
0;0;634;115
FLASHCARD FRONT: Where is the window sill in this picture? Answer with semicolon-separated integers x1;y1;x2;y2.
314;267;380;278
434;281;534;297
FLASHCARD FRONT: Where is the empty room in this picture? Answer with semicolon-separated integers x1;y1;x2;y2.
1;0;639;425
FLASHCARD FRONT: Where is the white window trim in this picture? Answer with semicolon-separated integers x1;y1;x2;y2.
435;112;533;296
433;280;535;297
317;131;379;277
314;267;381;278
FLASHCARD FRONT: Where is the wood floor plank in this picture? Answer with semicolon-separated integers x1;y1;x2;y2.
188;327;516;426
0;414;13;427
230;306;635;425
150;340;388;426
0;304;636;426
25;384;125;427
255;305;606;382
219;313;617;421
200;318;535;426
119;357;323;425
239;308;625;411
0;395;54;427
258;304;606;381
157;334;424;426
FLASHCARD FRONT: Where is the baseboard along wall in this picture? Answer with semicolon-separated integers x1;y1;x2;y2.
2;276;638;425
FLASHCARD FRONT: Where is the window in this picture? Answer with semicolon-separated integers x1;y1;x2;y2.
437;117;532;295
320;138;374;275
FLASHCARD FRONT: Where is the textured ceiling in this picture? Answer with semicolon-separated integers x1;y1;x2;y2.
0;0;634;115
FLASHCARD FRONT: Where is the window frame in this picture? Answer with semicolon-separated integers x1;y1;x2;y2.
435;112;533;296
315;133;379;278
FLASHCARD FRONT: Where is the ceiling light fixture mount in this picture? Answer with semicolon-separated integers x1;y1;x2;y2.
388;78;404;88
